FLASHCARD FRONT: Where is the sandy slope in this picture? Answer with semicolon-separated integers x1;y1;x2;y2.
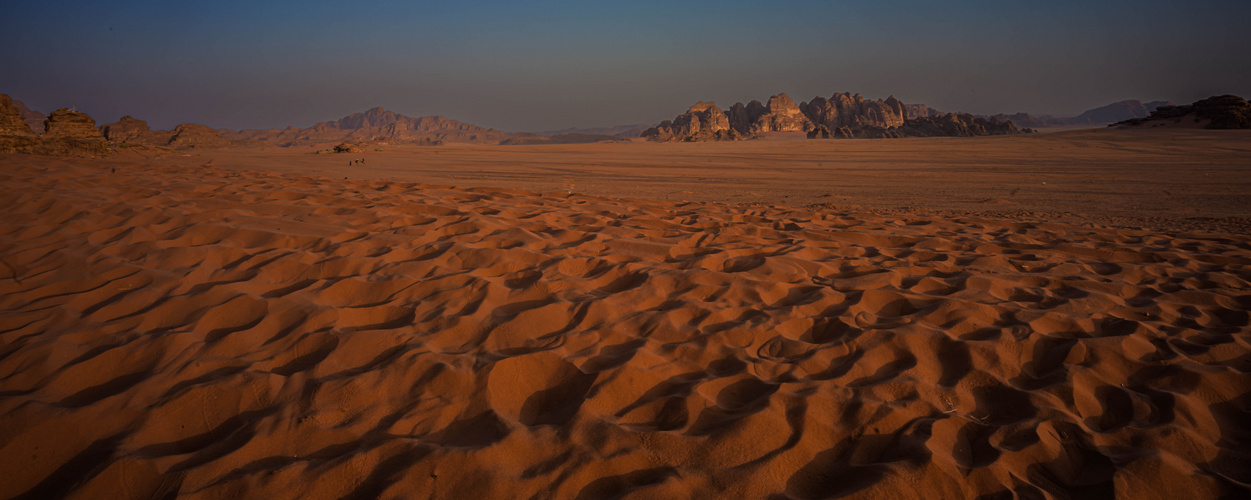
1;153;1249;499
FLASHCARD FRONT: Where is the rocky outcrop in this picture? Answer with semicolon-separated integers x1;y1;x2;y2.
748;94;814;134
1115;95;1251;129
806;125;831;139
642;101;739;141
903;104;939;119
1;95;36;137
42;108;108;156
814;113;1026;139
167;123;233;149
0;94;39;154
799;93;906;131
646;92;1011;141
99;115;175;145
12;98;46;134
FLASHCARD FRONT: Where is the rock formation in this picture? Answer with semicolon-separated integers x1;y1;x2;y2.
645;92;1015;141
903;103;939;119
99;115;175;145
11;98;46;134
799;93;906;131
42;108;108;156
0;94;39;154
748;94;814;134
806;125;831;139
167;123;233;149
1114;95;1251;129
811;113;1025;139
642;101;739;141
0;95;36;137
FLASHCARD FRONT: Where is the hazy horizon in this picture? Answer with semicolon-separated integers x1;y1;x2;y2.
4;0;1249;132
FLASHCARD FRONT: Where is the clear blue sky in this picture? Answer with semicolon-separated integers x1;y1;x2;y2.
3;0;1249;132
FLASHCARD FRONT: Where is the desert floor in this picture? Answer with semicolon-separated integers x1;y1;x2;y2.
1;129;1250;499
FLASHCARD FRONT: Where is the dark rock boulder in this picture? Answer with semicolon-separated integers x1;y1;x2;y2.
806;125;831;139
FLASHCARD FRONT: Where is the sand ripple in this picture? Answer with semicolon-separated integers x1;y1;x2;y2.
1;156;1249;499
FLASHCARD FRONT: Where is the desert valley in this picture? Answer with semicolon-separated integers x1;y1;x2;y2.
4;1;1251;496
1;86;1249;500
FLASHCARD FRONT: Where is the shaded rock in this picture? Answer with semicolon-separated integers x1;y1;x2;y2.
903;104;939;119
11;98;46;134
1115;95;1251;129
989;100;1172;128
807;125;831;139
333;142;364;153
800;92;906;131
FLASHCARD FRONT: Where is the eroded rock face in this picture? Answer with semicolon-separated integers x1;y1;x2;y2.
43;108;108;156
8;95;45;132
168;123;232;149
642;101;738;141
0;94;39;154
99;115;176;146
800;92;906;130
749;94;814;134
807;124;832;139
0;94;36;137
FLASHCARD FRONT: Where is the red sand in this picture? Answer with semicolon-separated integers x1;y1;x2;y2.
1;136;1250;498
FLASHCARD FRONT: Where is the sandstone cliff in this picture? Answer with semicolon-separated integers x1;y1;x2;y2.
42;108;109;156
748;94;814;134
99;115;174;145
810;113;1024;139
642;102;739;142
647;92;934;141
0;94;39;154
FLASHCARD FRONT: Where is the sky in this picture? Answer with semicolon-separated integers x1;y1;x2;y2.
3;0;1250;132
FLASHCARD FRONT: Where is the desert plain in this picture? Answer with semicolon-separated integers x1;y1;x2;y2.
2;128;1250;499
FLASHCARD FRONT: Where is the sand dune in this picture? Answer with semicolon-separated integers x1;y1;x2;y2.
1;152;1249;499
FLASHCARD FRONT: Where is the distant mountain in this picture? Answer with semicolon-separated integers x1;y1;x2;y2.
222;107;514;146
1114;95;1251;129
535;124;652;139
987;100;1171;128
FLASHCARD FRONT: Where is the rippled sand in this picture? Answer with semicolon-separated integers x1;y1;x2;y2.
1;148;1249;499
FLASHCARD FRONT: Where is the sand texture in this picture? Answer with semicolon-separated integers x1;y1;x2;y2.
2;152;1250;499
